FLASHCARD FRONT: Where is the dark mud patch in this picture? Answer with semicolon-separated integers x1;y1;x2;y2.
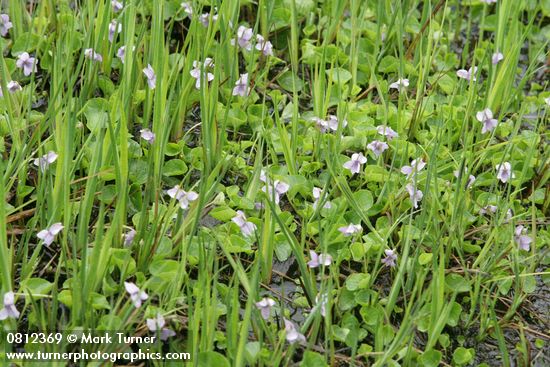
471;271;549;366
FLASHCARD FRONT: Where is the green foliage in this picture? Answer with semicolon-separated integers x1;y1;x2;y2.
0;0;548;366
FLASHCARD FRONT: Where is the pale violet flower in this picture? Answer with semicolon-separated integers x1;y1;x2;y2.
496;162;514;183
108;20;122;42
198;13;209;27
143;64;156;89
232;210;257;237
261;180;290;204
232;73;250;97
456;66;477;82
124;282;148;308
199;58;215;68
389;78;409;91
313;115;346;133
466;174;476;188
327;115;346;131
514;225;532;251
84;48;103;63
376;125;398;140
367;140;389;158
255;34;273;56
284;319;306;344
160;328;176;340
479;205;498;215
343;152;367;174
453;169;476;188
312;187;323;201
259;169;268;183
307;250;332;268
146;313;175;340
16;52;38;76
199;13;210;28
37;223;64;246
33;151;58;172
116;45;135;64
259;171;290;204
190;60;214;89
505;208;513;222
476;108;498;134
313;117;329;132
199;12;218;27
147;313;176;340
179;191;199;209
147;313;165;331
338;223;362;237
124;228;136;246
381;249;397;267
492;52;504;65
0;14;13;37
262;180;290;204
166;185;199;209
315;293;328;317
273;180;290;198
255;297;275;320
7;81;22;93
481;0;497;3
116;46;126;61
312;187;331;209
405;183;423;208
544;97;550;106
181;2;193;15
140;128;155;143
401;158;426;178
111;0;123;12
0;292;20;320
233;25;254;50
